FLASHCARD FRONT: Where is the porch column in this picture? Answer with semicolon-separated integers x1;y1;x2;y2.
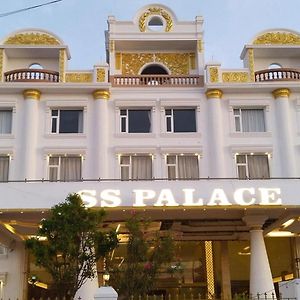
221;241;232;300
21;89;41;180
206;89;225;178
93;89;110;179
243;215;275;298
273;88;296;177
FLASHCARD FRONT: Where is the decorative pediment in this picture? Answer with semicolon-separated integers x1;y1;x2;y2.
253;31;300;45
4;32;60;45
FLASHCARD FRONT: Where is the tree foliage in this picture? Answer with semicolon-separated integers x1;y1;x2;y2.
109;215;174;299
26;193;118;299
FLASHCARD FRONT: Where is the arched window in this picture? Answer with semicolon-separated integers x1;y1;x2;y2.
29;63;44;70
141;64;168;75
268;63;282;69
148;16;164;31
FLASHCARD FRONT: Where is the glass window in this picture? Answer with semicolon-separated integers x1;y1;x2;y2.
166;154;199;179
165;109;196;133
0;156;9;182
120;155;152;180
51;109;83;134
49;155;82;181
0;110;12;134
234;108;265;132
236;154;270;179
120;109;151;133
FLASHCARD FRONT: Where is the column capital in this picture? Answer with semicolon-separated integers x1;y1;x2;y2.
243;215;267;229
272;88;290;99
23;89;41;100
206;89;223;99
93;89;110;100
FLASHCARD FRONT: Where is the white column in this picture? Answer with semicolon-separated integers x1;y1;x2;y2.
21;89;41;180
93;90;110;179
243;215;275;298
273;88;296;177
206;89;225;177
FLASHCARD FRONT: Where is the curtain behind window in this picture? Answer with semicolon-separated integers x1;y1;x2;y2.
60;157;81;181
0;156;9;181
248;155;269;179
242;109;265;132
0;111;12;134
178;156;199;179
131;156;152;180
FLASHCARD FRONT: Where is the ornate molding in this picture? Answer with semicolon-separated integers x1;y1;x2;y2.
23;89;41;100
65;72;93;83
253;32;300;45
93;89;110;100
206;89;223;99
248;48;255;82
139;7;173;32
189;54;196;69
209;67;219;83
197;40;203;52
0;49;3;82
59;49;65;83
115;53;121;70
222;72;249;83
96;69;105;82
4;33;60;45
272;88;291;99
109;40;115;53
121;53;191;75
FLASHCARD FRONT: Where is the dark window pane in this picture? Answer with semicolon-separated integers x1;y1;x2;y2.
120;110;127;116
59;110;82;133
165;109;171;115
121;117;126;132
52;110;58;116
51;118;57;133
166;117;171;132
128;110;151;133
173;109;196;132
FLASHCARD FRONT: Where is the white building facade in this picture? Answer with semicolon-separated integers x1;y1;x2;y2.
1;4;300;300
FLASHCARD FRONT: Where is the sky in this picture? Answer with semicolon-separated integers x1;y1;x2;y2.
0;0;299;70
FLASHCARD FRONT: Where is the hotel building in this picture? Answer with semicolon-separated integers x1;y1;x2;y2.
1;4;300;299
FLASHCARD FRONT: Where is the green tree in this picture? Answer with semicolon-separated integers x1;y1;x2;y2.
26;193;118;299
109;215;174;299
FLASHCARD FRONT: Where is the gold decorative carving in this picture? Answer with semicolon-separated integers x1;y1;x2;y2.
59;49;65;83
209;67;219;83
109;40;115;53
206;89;223;99
96;69;105;82
23;89;41;100
121;53;191;75
93;89;110;100
189;54;196;69
65;73;93;83
139;7;173;32
222;72;249;83
197;40;203;52
272;88;290;99
248;48;255;82
4;33;60;45
0;49;3;82
115;53;121;70
253;32;300;45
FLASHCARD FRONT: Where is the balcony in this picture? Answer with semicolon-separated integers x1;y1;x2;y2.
4;68;59;83
255;68;300;82
111;75;204;87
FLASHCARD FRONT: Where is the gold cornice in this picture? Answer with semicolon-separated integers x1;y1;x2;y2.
272;88;291;99
139;7;173;32
206;89;223;99
23;89;41;100
4;33;60;45
93;89;110;100
253;32;300;45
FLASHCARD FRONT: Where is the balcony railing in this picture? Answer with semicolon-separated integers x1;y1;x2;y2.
255;68;300;82
4;68;59;83
111;75;204;87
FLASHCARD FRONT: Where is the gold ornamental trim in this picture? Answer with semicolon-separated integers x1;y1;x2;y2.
96;69;105;82
65;72;93;83
206;89;223;99
197;40;203;52
253;32;300;45
59;49;66;83
0;49;3;82
139;7;173;32
222;72;249;83
248;48;255;82
272;88;290;99
115;53;121;70
23;89;41;100
93;90;110;100
4;33;60;45
209;67;219;83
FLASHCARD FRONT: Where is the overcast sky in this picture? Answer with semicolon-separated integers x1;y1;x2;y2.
0;0;299;69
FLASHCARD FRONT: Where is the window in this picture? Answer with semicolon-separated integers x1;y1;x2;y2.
48;155;82;181
120;109;151;133
165;109;196;132
166;154;199;179
120;155;152;180
236;154;270;179
51;109;83;134
0;110;12;134
234;108;265;132
148;16;164;31
0;156;9;182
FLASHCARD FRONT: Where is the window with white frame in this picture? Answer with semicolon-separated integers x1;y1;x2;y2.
236;154;270;179
0;109;12;134
234;108;265;132
48;155;82;181
165;108;196;132
120;109;151;133
119;155;152;180
51;109;83;134
166;154;199;179
0;156;9;182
